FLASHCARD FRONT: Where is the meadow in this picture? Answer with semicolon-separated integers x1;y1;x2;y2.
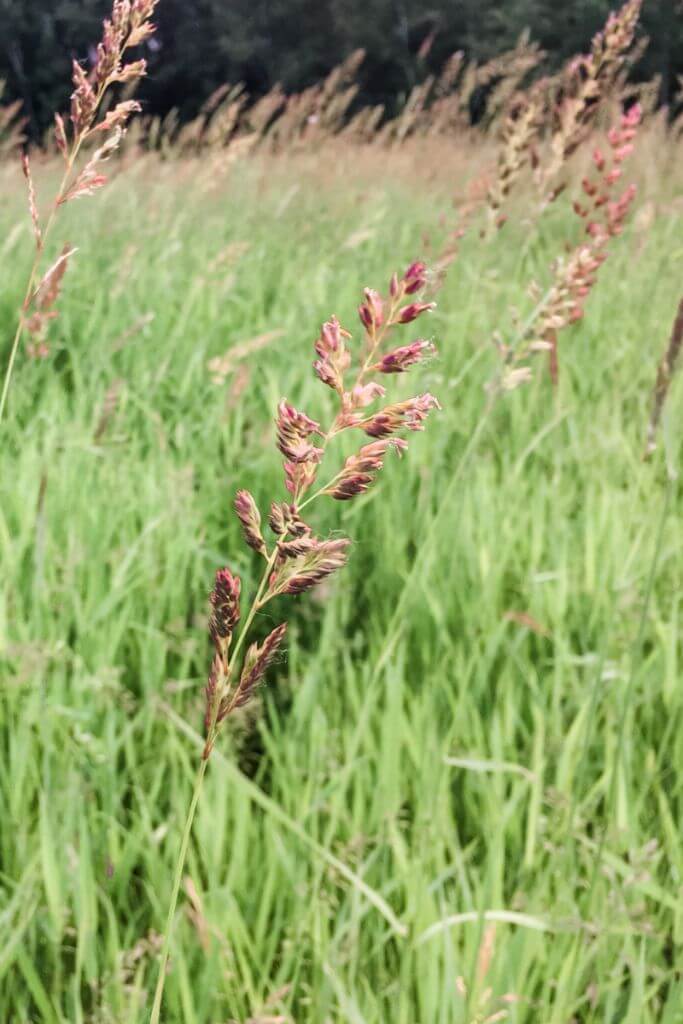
1;120;683;1023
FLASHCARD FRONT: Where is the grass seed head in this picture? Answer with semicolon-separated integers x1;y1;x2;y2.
233;623;289;710
325;438;408;500
203;264;438;754
209;568;241;657
268;538;351;597
276;400;323;465
313;316;352;394
373;340;436;374
234;490;267;558
396;301;436;324
361;393;441;437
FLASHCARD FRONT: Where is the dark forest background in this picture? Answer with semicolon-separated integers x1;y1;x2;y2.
2;0;682;138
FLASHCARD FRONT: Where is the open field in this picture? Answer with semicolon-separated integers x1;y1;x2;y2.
1;135;683;1022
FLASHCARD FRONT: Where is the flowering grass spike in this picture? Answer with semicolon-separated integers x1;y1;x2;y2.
495;103;642;390
0;0;157;424
150;261;440;1021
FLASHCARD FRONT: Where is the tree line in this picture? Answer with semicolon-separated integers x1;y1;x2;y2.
1;0;682;139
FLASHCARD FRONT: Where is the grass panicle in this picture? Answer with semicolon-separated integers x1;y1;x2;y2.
0;0;157;425
150;262;440;1020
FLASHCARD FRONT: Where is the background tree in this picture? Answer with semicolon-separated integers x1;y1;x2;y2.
1;0;681;139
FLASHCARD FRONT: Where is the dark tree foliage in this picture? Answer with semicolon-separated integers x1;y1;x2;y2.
1;0;681;138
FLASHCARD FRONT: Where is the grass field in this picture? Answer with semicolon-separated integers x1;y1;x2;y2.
1;138;683;1023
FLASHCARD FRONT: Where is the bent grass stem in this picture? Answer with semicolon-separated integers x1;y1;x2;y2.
0;79;107;428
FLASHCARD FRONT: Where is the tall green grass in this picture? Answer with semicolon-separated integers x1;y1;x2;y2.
1;147;682;1022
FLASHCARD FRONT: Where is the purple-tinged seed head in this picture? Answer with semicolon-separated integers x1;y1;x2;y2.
358;288;384;332
326;438;408;500
276;400;323;465
396;301;436;325
374;340;436;374
402;261;428;294
209;567;241;654
362;393;441;438
234;490;267;557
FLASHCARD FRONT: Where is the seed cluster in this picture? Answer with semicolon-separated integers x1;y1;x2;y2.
203;263;440;757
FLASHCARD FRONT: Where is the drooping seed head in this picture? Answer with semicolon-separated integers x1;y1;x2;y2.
70;61;97;135
269;502;311;538
268;501;287;535
234;490;267;557
284;459;318;498
112;59;147;84
277;535;319;558
233;622;288;710
402;261;428;294
593;148;606;172
93;100;142;133
358;288;384;332
373;340;436;374
326;438;407;500
209;567;241;654
268;537;351;597
313;315;352;394
362;393;441;438
21;153;41;249
54;114;68;157
204;652;231;733
94;19;123;87
348;381;386;409
276;400;323;464
396;301;436;324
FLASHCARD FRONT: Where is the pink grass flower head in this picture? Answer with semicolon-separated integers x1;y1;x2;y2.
234;623;288;710
534;0;641;203
234;490;267;557
313;315;352;394
185;260;442;1024
202;262;439;755
402;261;428;294
269;502;311;538
276;400;323;464
6;0;159;384
284;460;318;497
348;381;386;409
362;394;441;438
373;340;436;374
496;99;641;393
268;502;288;536
209;568;241;656
325;439;407;500
269;538;351;596
358;288;385;331
593;148;606;172
396;301;436;324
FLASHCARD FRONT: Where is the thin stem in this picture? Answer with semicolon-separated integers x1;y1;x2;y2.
298;477;334;511
149;279;428;1015
0;301;33;428
0;155;76;428
149;755;208;1024
0;79;107;428
149;533;287;1019
149;529;287;1018
234;546;281;645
